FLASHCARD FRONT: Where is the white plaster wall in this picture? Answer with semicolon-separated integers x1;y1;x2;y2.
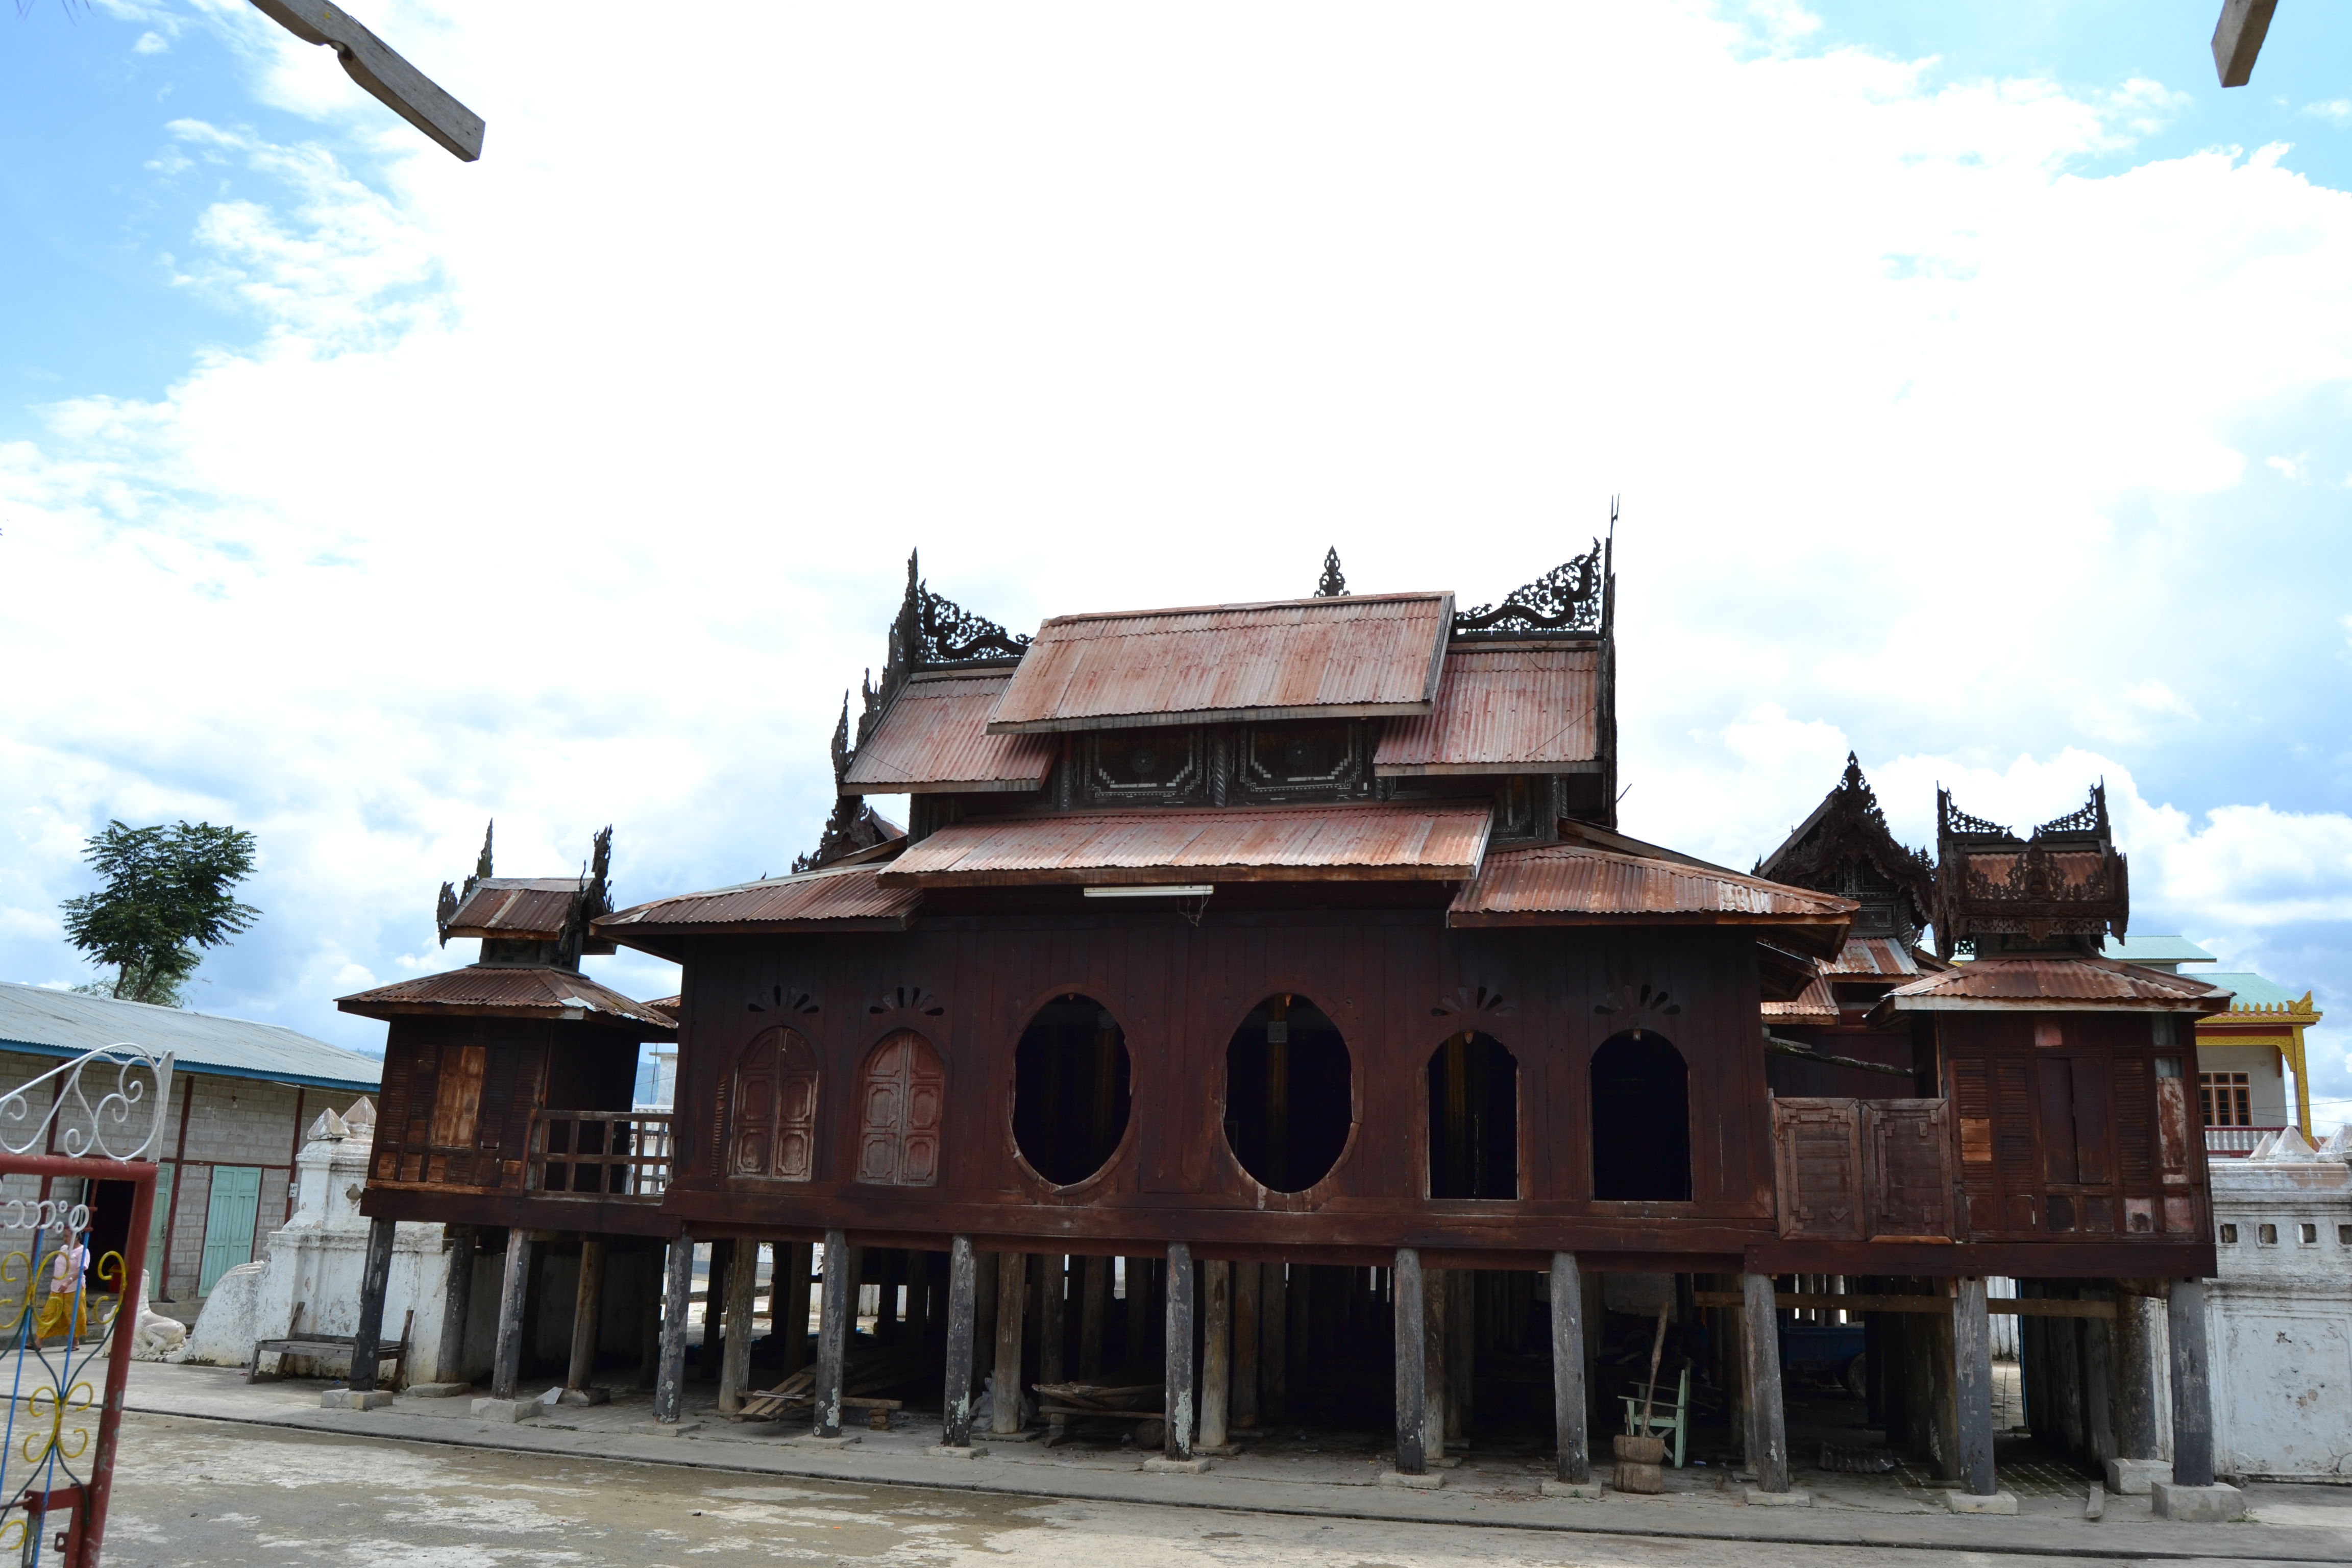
2208;1155;2352;1479
182;1117;458;1382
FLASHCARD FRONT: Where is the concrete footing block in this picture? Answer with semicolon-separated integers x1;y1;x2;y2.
470;1397;541;1423
632;1420;701;1437
2150;1481;2245;1522
2106;1457;2170;1495
925;1444;985;1458
1379;1469;1443;1489
1540;1479;1604;1499
1944;1489;2019;1515
1143;1455;1213;1474
789;1433;862;1449
1743;1487;1812;1507
403;1382;472;1399
320;1388;394;1410
556;1387;610;1407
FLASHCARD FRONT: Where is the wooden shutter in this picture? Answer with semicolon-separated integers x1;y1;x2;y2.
376;1045;416;1182
1951;1059;1996;1235
730;1032;779;1177
1863;1099;1954;1240
2116;1059;2154;1190
431;1045;486;1149
2037;1059;2079;1186
1995;1060;2037;1232
2068;1057;2114;1185
1771;1099;1863;1240
776;1032;820;1181
855;1031;944;1188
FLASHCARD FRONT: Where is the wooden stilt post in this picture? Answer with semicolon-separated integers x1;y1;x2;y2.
1262;1262;1288;1419
782;1241;814;1374
1551;1252;1589;1485
433;1224;474;1387
718;1239;757;1414
347;1214;398;1394
2111;1284;2162;1463
1198;1258;1231;1453
814;1228;851;1439
566;1237;607;1398
653;1232;694;1423
1232;1261;1260;1432
1953;1276;1996;1496
1163;1242;1195;1461
992;1253;1027;1436
2167;1279;2215;1486
490;1229;534;1403
1393;1248;1426;1475
1741;1272;1790;1492
941;1236;978;1449
1079;1254;1108;1379
1040;1254;1067;1441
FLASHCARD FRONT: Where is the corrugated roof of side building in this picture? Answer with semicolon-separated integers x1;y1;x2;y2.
1371;644;1599;776
1822;938;1926;978
597;865;922;938
842;670;1059;794
1762;973;1840;1026
1869;957;2232;1023
2099;934;2221;969
0;981;381;1092
2200;972;2305;1011
1447;843;1854;955
878;803;1492;887
987;592;1453;734
338;966;676;1031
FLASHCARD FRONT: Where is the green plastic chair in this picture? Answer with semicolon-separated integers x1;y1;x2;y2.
1620;1363;1689;1468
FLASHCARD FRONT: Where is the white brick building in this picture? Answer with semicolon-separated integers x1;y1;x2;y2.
0;982;381;1305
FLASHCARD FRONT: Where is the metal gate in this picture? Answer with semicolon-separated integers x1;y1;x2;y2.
0;1044;174;1568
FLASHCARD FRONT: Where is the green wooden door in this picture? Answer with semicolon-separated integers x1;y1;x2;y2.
144;1164;174;1298
198;1166;261;1295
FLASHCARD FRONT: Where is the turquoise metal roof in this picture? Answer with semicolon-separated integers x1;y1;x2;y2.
2201;972;2304;1010
0;982;381;1093
2101;934;2219;969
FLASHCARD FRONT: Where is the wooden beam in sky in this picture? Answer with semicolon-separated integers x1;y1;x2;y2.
248;0;485;161
2213;0;2280;88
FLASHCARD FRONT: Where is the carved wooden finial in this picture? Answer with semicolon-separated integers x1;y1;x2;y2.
473;819;494;882
1314;548;1349;598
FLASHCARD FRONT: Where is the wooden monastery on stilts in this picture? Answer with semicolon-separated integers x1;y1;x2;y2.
341;542;2234;1506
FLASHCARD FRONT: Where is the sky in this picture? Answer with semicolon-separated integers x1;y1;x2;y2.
2;2;2348;1124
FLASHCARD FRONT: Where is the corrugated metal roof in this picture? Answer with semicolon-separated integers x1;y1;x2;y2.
987;593;1453;734
2201;972;2307;1012
0;981;382;1091
338;965;677;1031
878;804;1492;887
2100;934;2220;968
1762;973;1840;1026
1448;844;1854;953
1870;956;2232;1020
842;670;1058;795
1822;937;1924;978
598;865;921;936
1372;645;1599;776
442;877;582;940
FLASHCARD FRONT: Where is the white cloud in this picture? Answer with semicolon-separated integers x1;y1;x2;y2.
2306;100;2352;125
133;31;168;55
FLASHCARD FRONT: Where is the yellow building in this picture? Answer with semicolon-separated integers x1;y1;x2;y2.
2104;936;2322;1152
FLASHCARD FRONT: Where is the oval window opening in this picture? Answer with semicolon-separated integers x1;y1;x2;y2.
1427;1031;1518;1199
1013;995;1132;1186
1223;995;1352;1193
1590;1029;1691;1201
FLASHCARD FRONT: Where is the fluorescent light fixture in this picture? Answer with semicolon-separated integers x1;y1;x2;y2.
1083;885;1213;898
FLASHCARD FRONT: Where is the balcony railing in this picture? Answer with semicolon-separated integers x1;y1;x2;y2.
525;1110;673;1199
2206;1124;2292;1158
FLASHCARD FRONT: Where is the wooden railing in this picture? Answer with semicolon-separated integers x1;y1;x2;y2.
525;1111;672;1199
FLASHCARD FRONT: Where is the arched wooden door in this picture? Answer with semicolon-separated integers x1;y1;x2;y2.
855;1031;945;1186
730;1027;820;1180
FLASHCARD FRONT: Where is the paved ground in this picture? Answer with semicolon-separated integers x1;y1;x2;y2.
72;1361;2352;1566
94;1409;2334;1568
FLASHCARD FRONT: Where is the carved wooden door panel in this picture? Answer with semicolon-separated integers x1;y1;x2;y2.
1771;1098;1862;1240
1862;1098;1954;1240
730;1027;819;1180
856;1031;944;1187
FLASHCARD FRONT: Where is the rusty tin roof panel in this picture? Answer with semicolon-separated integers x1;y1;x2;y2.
1870;956;2232;1020
877;803;1493;887
337;965;676;1031
1373;644;1600;776
1762;973;1840;1026
442;878;582;940
1822;937;1923;978
598;866;921;935
842;670;1058;795
987;592;1453;734
1449;843;1853;954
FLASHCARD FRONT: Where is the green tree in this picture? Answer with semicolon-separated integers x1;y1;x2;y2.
59;821;260;1007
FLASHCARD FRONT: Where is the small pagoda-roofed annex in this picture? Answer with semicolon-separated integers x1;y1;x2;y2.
338;824;679;1412
598;540;1888;1487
